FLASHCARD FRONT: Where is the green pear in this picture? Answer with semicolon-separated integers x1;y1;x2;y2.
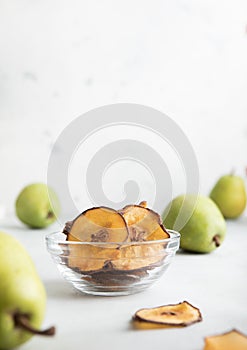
210;174;247;219
16;183;60;228
0;231;55;350
163;194;226;253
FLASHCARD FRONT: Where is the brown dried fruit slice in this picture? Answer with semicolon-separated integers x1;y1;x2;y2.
82;268;148;286
65;207;129;243
133;301;202;326
119;205;170;241
111;243;166;271
204;329;247;350
62;207;128;272
65;243;121;273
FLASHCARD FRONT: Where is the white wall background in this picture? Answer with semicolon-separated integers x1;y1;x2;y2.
0;0;247;216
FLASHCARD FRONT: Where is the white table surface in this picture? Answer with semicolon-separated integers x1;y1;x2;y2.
1;217;247;350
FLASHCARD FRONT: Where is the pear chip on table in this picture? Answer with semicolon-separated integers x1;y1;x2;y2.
133;301;202;328
203;329;247;350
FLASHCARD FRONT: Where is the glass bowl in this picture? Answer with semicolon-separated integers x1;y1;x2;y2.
46;230;180;296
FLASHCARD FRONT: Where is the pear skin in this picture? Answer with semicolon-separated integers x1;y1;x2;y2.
15;183;60;228
163;195;226;253
210;175;246;219
0;232;54;350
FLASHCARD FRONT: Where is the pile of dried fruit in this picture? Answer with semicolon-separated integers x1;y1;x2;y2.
62;201;170;286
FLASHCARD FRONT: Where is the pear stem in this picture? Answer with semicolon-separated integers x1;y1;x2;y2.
213;235;221;247
139;201;147;208
46;211;54;219
230;168;235;176
14;313;55;336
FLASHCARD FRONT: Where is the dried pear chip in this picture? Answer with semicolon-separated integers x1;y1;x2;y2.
82;269;148;286
204;329;247;350
111;243;166;271
65;243;121;273
64;207;129;243
62;208;125;272
119;205;170;241
133;301;202;326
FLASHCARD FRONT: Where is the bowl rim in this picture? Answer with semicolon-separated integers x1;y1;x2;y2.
45;229;180;247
